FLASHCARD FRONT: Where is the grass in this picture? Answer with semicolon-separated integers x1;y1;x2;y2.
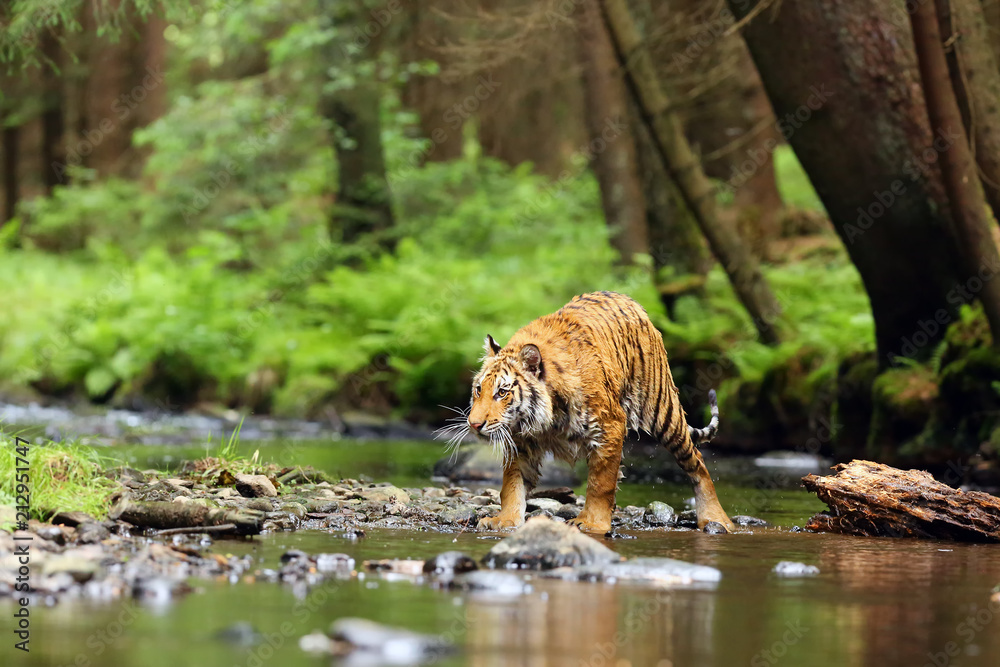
0;430;120;525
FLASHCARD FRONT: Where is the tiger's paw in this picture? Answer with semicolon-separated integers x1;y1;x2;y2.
565;516;612;535
696;511;735;533
477;515;523;531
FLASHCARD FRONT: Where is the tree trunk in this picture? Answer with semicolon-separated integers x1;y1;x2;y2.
632;99;712;316
2;123;18;225
669;0;784;259
803;460;1000;542
320;0;395;250
601;0;783;344
982;0;1000;64
40;30;66;191
576;0;650;266
939;0;1000;225
912;0;1000;345
730;0;970;366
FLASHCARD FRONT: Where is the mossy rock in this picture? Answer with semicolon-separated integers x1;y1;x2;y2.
940;304;992;369
935;348;1000;451
869;365;939;461
832;351;878;461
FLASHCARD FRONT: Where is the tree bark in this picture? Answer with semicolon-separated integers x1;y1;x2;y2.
40;29;66;192
601;0;783;344
939;0;1000;225
912;0;1000;345
669;0;784;259
2;123;18;225
320;0;395;250
803;460;1000;542
576;0;650;266
982;0;1000;64
730;0;970;366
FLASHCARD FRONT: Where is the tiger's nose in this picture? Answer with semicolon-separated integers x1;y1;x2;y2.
469;421;485;433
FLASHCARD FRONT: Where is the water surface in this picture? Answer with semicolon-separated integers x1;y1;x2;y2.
4;438;999;667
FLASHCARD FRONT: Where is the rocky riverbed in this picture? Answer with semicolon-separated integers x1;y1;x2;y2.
0;462;769;607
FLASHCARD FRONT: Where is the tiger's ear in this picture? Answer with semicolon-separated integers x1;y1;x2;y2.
520;344;542;378
484;335;502;357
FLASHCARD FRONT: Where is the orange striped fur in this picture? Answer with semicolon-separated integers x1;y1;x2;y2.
467;291;733;534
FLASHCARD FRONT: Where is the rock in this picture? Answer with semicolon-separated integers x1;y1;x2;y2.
279;503;307;518
773;561;820;577
437;507;477;526
548;557;722;585
51;511;97;527
42;551;101;583
246;498;274;512
527;509;554;519
363;559;425;575
280;550;310;564
733;515;769;527
529;487;577;504
423;487;447;498
703;521;728;534
315;553;355;573
644;501;676;526
453;570;531;596
676;510;698;528
359;485;411;504
526;498;564;513
299;631;333;654
326;618;453;662
235;474;277;498
482;516;623;570
555;504;580;520
77;522;110;544
33;524;68;544
423;552;478;577
469;496;495;506
215;488;240;499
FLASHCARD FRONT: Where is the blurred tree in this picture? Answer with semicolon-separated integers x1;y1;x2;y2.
664;0;784;259
626;0;711;314
912;0;1000;344
576;0;649;267
938;0;1000;225
602;0;783;344
731;0;973;365
319;0;395;250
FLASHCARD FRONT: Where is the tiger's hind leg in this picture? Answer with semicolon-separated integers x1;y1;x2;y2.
665;420;734;532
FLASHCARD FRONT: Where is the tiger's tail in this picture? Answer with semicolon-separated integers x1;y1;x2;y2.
688;388;720;445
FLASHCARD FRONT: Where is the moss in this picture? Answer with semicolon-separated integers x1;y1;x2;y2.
832;351;878;461
868;365;939;461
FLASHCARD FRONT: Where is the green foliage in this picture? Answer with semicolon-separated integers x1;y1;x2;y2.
0;432;119;522
773;146;825;213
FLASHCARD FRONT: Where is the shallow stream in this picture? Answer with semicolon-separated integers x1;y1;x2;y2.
5;438;1000;667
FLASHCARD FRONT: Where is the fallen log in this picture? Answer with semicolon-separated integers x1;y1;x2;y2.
110;500;265;535
802;460;1000;542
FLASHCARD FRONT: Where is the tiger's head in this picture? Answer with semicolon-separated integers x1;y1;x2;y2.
467;335;553;452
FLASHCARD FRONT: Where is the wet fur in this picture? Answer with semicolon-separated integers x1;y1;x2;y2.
465;291;733;534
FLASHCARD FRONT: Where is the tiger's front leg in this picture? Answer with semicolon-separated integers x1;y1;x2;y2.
477;455;527;531
567;421;624;535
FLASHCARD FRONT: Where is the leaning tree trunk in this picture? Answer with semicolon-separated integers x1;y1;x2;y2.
730;0;970;365
913;0;1000;344
576;0;650;267
320;0;395;251
601;0;783;344
938;0;1000;226
668;0;785;260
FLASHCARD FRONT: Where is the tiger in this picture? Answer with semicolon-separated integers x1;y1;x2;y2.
460;290;734;534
